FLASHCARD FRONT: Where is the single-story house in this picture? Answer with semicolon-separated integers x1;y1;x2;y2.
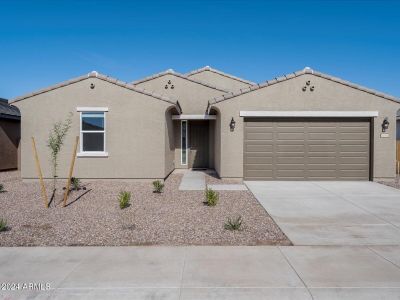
0;98;20;171
11;66;400;181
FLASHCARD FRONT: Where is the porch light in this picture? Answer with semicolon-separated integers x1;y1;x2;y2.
382;118;390;132
229;117;236;132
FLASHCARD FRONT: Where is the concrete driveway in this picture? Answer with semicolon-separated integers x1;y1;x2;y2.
245;181;400;245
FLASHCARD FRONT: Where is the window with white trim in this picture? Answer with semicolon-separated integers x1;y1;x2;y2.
80;112;106;153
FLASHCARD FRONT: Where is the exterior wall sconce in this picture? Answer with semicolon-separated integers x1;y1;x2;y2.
382;117;390;132
90;83;95;89
230;117;236;132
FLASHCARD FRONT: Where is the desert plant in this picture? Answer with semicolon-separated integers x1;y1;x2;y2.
224;216;243;231
0;218;7;232
204;188;219;206
119;191;131;209
47;112;73;191
152;180;164;193
71;177;81;190
0;184;4;193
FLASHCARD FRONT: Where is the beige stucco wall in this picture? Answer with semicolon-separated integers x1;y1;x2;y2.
14;78;173;179
135;74;225;114
188;70;252;92
213;74;400;180
165;108;176;177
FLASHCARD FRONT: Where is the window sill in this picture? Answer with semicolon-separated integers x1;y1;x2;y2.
77;152;109;158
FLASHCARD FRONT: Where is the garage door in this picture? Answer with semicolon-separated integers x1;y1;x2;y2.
244;118;370;180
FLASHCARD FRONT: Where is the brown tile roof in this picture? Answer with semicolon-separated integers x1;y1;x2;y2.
132;69;229;92
211;67;400;104
186;66;255;85
10;71;180;106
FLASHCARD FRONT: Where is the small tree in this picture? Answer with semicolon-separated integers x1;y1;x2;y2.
47;112;73;192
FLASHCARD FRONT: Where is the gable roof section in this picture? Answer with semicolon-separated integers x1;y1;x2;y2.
132;69;229;93
211;67;400;104
0;100;20;120
186;66;255;85
10;71;179;107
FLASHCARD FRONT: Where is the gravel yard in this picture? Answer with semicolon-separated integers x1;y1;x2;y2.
378;176;400;190
0;170;290;246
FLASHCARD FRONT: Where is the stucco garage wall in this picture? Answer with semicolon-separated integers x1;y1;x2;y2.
14;78;171;179
213;74;400;180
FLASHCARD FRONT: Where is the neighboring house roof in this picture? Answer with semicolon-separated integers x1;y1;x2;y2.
132;69;229;93
211;67;400;105
185;66;255;85
0;99;20;120
10;71;180;108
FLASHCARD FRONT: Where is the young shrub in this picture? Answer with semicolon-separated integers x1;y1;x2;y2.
0;218;7;232
224;216;243;231
71;177;81;191
152;180;164;193
204;188;219;206
0;184;4;193
47;112;73;191
119;191;131;209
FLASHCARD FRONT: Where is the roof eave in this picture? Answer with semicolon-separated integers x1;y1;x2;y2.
212;68;400;105
10;71;178;105
132;69;229;93
185;66;256;85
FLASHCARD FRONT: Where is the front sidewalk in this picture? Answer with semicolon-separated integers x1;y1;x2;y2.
1;246;400;299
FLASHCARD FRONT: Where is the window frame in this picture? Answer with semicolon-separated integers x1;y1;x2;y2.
77;107;108;157
181;120;188;165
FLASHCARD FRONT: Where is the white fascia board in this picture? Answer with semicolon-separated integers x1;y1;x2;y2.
239;111;379;117
172;114;217;120
77;107;109;112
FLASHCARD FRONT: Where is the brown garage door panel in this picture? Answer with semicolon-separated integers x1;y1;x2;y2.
244;118;370;181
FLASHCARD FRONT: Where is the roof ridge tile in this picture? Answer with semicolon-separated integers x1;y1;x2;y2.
132;69;229;92
10;72;179;105
211;68;399;104
185;65;255;85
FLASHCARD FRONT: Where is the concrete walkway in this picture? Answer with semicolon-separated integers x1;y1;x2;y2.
178;170;206;190
246;181;400;246
1;246;400;299
207;184;247;191
178;170;247;191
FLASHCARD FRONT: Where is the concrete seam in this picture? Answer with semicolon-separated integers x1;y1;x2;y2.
178;247;187;300
367;246;400;271
277;247;314;300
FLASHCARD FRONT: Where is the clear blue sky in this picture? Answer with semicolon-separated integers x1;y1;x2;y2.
1;0;399;99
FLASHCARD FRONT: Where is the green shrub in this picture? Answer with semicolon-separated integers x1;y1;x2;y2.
152;180;164;193
224;216;243;231
204;188;218;206
0;219;7;232
119;191;131;209
47;112;73;191
0;184;4;193
71;177;81;190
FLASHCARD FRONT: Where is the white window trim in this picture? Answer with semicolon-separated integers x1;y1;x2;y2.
181;120;188;165
77;110;108;157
